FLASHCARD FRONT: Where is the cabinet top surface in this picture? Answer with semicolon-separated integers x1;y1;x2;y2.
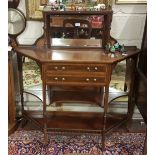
43;8;113;15
15;46;139;64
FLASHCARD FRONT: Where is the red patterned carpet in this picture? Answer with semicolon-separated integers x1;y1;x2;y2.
8;130;145;155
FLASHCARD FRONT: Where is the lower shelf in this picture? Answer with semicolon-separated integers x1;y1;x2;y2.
50;88;101;106
22;111;128;133
49;89;128;106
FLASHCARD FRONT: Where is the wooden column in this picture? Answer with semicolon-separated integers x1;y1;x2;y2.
8;50;17;135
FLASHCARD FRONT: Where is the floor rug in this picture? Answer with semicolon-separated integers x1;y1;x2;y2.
8;130;145;155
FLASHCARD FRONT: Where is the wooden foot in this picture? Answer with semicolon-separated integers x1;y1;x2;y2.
44;128;48;144
101;132;105;153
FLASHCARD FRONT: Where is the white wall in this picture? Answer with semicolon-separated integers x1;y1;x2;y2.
17;0;44;45
17;0;147;48
111;4;146;48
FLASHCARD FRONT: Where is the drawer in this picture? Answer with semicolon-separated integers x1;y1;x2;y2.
46;74;107;86
45;63;107;73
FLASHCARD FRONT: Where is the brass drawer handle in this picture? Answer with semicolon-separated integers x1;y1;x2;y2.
93;78;97;82
62;77;66;81
86;78;90;82
94;67;98;70
62;66;66;70
87;67;90;71
54;77;58;80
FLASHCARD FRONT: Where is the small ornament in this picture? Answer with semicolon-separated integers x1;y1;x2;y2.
110;46;115;53
111;53;115;58
105;42;126;55
114;42;119;48
120;44;126;53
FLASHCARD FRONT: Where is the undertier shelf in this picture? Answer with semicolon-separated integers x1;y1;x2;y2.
22;110;128;133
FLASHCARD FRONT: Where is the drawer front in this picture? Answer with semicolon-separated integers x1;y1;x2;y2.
45;63;107;73
46;74;106;86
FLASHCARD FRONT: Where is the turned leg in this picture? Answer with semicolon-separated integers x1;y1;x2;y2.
43;124;48;144
101;86;109;153
42;66;48;144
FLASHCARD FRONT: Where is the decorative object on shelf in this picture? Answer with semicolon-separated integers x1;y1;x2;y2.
46;0;65;10
106;42;126;58
94;3;106;10
63;18;92;39
88;16;103;28
26;0;113;20
8;8;26;47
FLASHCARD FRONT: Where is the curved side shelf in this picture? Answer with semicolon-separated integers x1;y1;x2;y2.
108;92;128;104
23;91;43;103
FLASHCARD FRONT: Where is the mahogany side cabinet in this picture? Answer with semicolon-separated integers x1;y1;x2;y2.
15;9;140;149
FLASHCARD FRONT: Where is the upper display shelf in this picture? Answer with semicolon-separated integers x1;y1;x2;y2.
26;0;112;20
43;8;113;48
43;7;113;15
42;0;112;11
